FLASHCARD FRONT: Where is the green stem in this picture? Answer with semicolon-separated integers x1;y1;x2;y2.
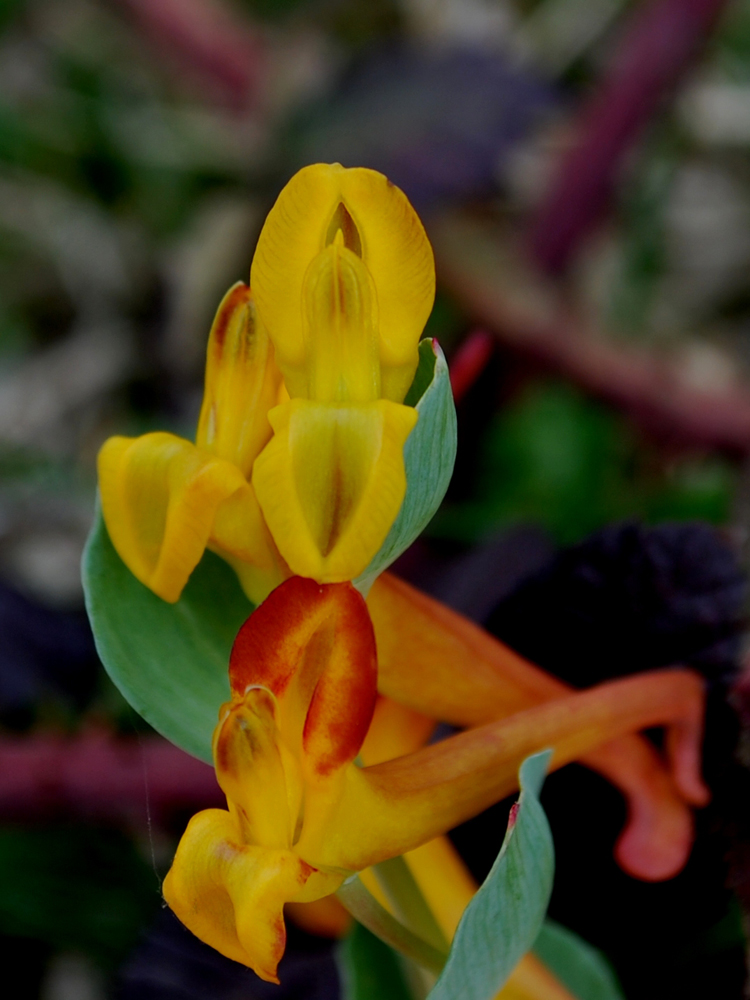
337;875;449;975
374;856;449;953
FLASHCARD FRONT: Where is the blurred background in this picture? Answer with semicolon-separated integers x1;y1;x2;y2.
3;0;750;996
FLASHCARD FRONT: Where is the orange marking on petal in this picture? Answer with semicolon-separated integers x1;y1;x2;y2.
229;576;377;775
230;577;332;698
302;592;377;774
212;283;252;352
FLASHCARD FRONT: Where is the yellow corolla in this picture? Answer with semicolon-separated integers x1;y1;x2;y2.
97;164;434;604
164;575;379;981
164;574;708;983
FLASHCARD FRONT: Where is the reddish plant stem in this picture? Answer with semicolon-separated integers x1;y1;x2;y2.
449;329;496;404
116;0;262;110
530;0;729;274
0;730;223;825
433;212;750;453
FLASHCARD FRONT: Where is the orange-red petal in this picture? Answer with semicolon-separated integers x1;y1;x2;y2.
229;576;378;777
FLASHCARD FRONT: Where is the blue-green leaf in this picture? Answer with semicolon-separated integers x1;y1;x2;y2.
337;874;447;975
338;922;416;1000
533;921;625;1000
355;338;456;594
427;751;554;1000
82;506;252;763
374;855;449;953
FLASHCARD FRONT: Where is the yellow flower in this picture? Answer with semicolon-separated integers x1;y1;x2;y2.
164;574;708;983
163;575;379;981
98;164;435;604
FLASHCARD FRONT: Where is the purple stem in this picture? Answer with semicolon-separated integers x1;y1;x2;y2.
530;0;729;274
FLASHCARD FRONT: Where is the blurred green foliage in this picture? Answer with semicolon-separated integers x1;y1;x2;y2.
339;922;414;1000
0;825;160;966
433;381;733;545
0;37;240;243
0;0;24;31
715;0;750;79
0;0;747;994
606;137;681;338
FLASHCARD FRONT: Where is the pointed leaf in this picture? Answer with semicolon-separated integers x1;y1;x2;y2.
338;922;416;1000
427;750;554;1000
82;505;252;763
533;921;625;1000
356;338;457;594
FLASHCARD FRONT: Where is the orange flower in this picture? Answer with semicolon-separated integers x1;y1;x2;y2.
164;575;708;982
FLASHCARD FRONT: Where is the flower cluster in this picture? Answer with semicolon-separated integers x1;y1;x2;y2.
98;164;434;604
90;164;710;995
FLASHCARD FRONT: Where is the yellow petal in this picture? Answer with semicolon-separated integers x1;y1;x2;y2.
98;431;283;604
360;695;436;766
209;485;289;603
285;896;352;939
196;282;284;477
250;163;435;403
163;809;320;983
99;432;248;602
213;688;302;850
252;399;417;581
301;234;381;403
212;548;289;608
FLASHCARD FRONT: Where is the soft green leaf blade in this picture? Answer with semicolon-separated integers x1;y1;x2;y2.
533;921;625;1000
427;751;554;1000
375;855;449;952
338;922;416;1000
337;875;447;975
356;338;457;593
82;505;253;763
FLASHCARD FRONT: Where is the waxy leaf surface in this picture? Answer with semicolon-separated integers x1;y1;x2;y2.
427;751;554;1000
533;921;625;1000
83;508;252;762
355;338;457;594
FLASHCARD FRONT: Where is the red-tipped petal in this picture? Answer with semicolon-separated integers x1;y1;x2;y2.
230;577;330;698
229;577;377;776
